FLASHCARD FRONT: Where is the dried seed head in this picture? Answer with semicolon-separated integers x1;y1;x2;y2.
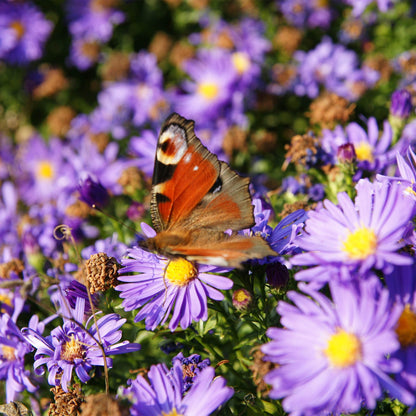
49;384;84;416
85;253;120;294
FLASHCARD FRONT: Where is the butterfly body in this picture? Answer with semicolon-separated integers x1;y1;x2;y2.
140;113;276;268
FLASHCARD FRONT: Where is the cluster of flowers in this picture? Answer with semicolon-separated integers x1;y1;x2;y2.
1;0;416;415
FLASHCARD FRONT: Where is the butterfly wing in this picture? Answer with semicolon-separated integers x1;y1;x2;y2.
160;231;276;268
151;113;254;233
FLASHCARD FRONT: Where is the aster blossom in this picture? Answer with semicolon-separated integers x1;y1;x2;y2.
123;359;233;416
292;179;414;285
22;297;140;392
261;278;415;415
116;223;233;331
0;314;39;402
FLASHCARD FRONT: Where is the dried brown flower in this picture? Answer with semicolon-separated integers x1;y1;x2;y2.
89;132;110;152
273;26;302;56
279;200;311;219
80;393;129;416
32;67;68;99
46;106;76;137
149;32;173;62
101;52;130;82
169;41;195;68
118;166;145;194
49;384;84;416
0;259;24;280
284;133;320;168
250;349;277;396
222;126;247;158
65;200;94;219
308;92;355;129
364;54;393;83
85;252;120;294
252;130;277;153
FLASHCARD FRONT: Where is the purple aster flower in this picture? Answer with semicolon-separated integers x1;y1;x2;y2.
129;130;158;178
172;48;239;123
292;179;414;286
294;37;378;101
116;223;233;331
277;0;333;29
22;297;140;392
81;233;128;263
64;280;99;314
308;183;325;201
343;0;396;16
390;89;413;119
68;38;101;70
346;117;393;174
261;278;414;415
123;360;233;416
385;264;416;394
0;314;39;402
17;135;75;206
78;176;109;209
0;2;52;65
377;146;416;204
66;0;124;43
171;352;211;393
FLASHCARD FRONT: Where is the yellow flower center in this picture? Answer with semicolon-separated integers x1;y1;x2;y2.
324;329;362;368
232;52;251;75
165;259;197;287
2;345;16;361
37;161;54;180
396;304;416;348
0;293;12;307
235;289;250;303
61;336;84;362
354;142;374;162
197;82;219;100
10;21;25;39
342;227;377;260
162;409;183;416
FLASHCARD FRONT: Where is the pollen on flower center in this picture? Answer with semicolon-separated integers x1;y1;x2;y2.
61;336;84;362
37;161;54;180
197;82;219;100
162;409;183;416
0;294;12;307
354;142;374;162
10;21;25;39
165;259;198;287
2;345;16;361
396;304;416;348
342;227;377;260
324;329;362;368
232;52;251;75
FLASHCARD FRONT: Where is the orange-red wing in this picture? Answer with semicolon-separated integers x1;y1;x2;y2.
166;234;276;268
150;113;221;232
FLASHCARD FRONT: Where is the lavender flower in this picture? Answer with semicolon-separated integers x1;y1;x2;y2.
123;360;233;416
22;297;140;392
377;146;416;203
390;89;413;119
172;48;239;123
116;223;233;331
385;264;416;396
0;314;38;402
294;37;379;100
78;177;109;209
0;2;52;65
292;179;414;285
261;278;414;415
171;352;211;393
